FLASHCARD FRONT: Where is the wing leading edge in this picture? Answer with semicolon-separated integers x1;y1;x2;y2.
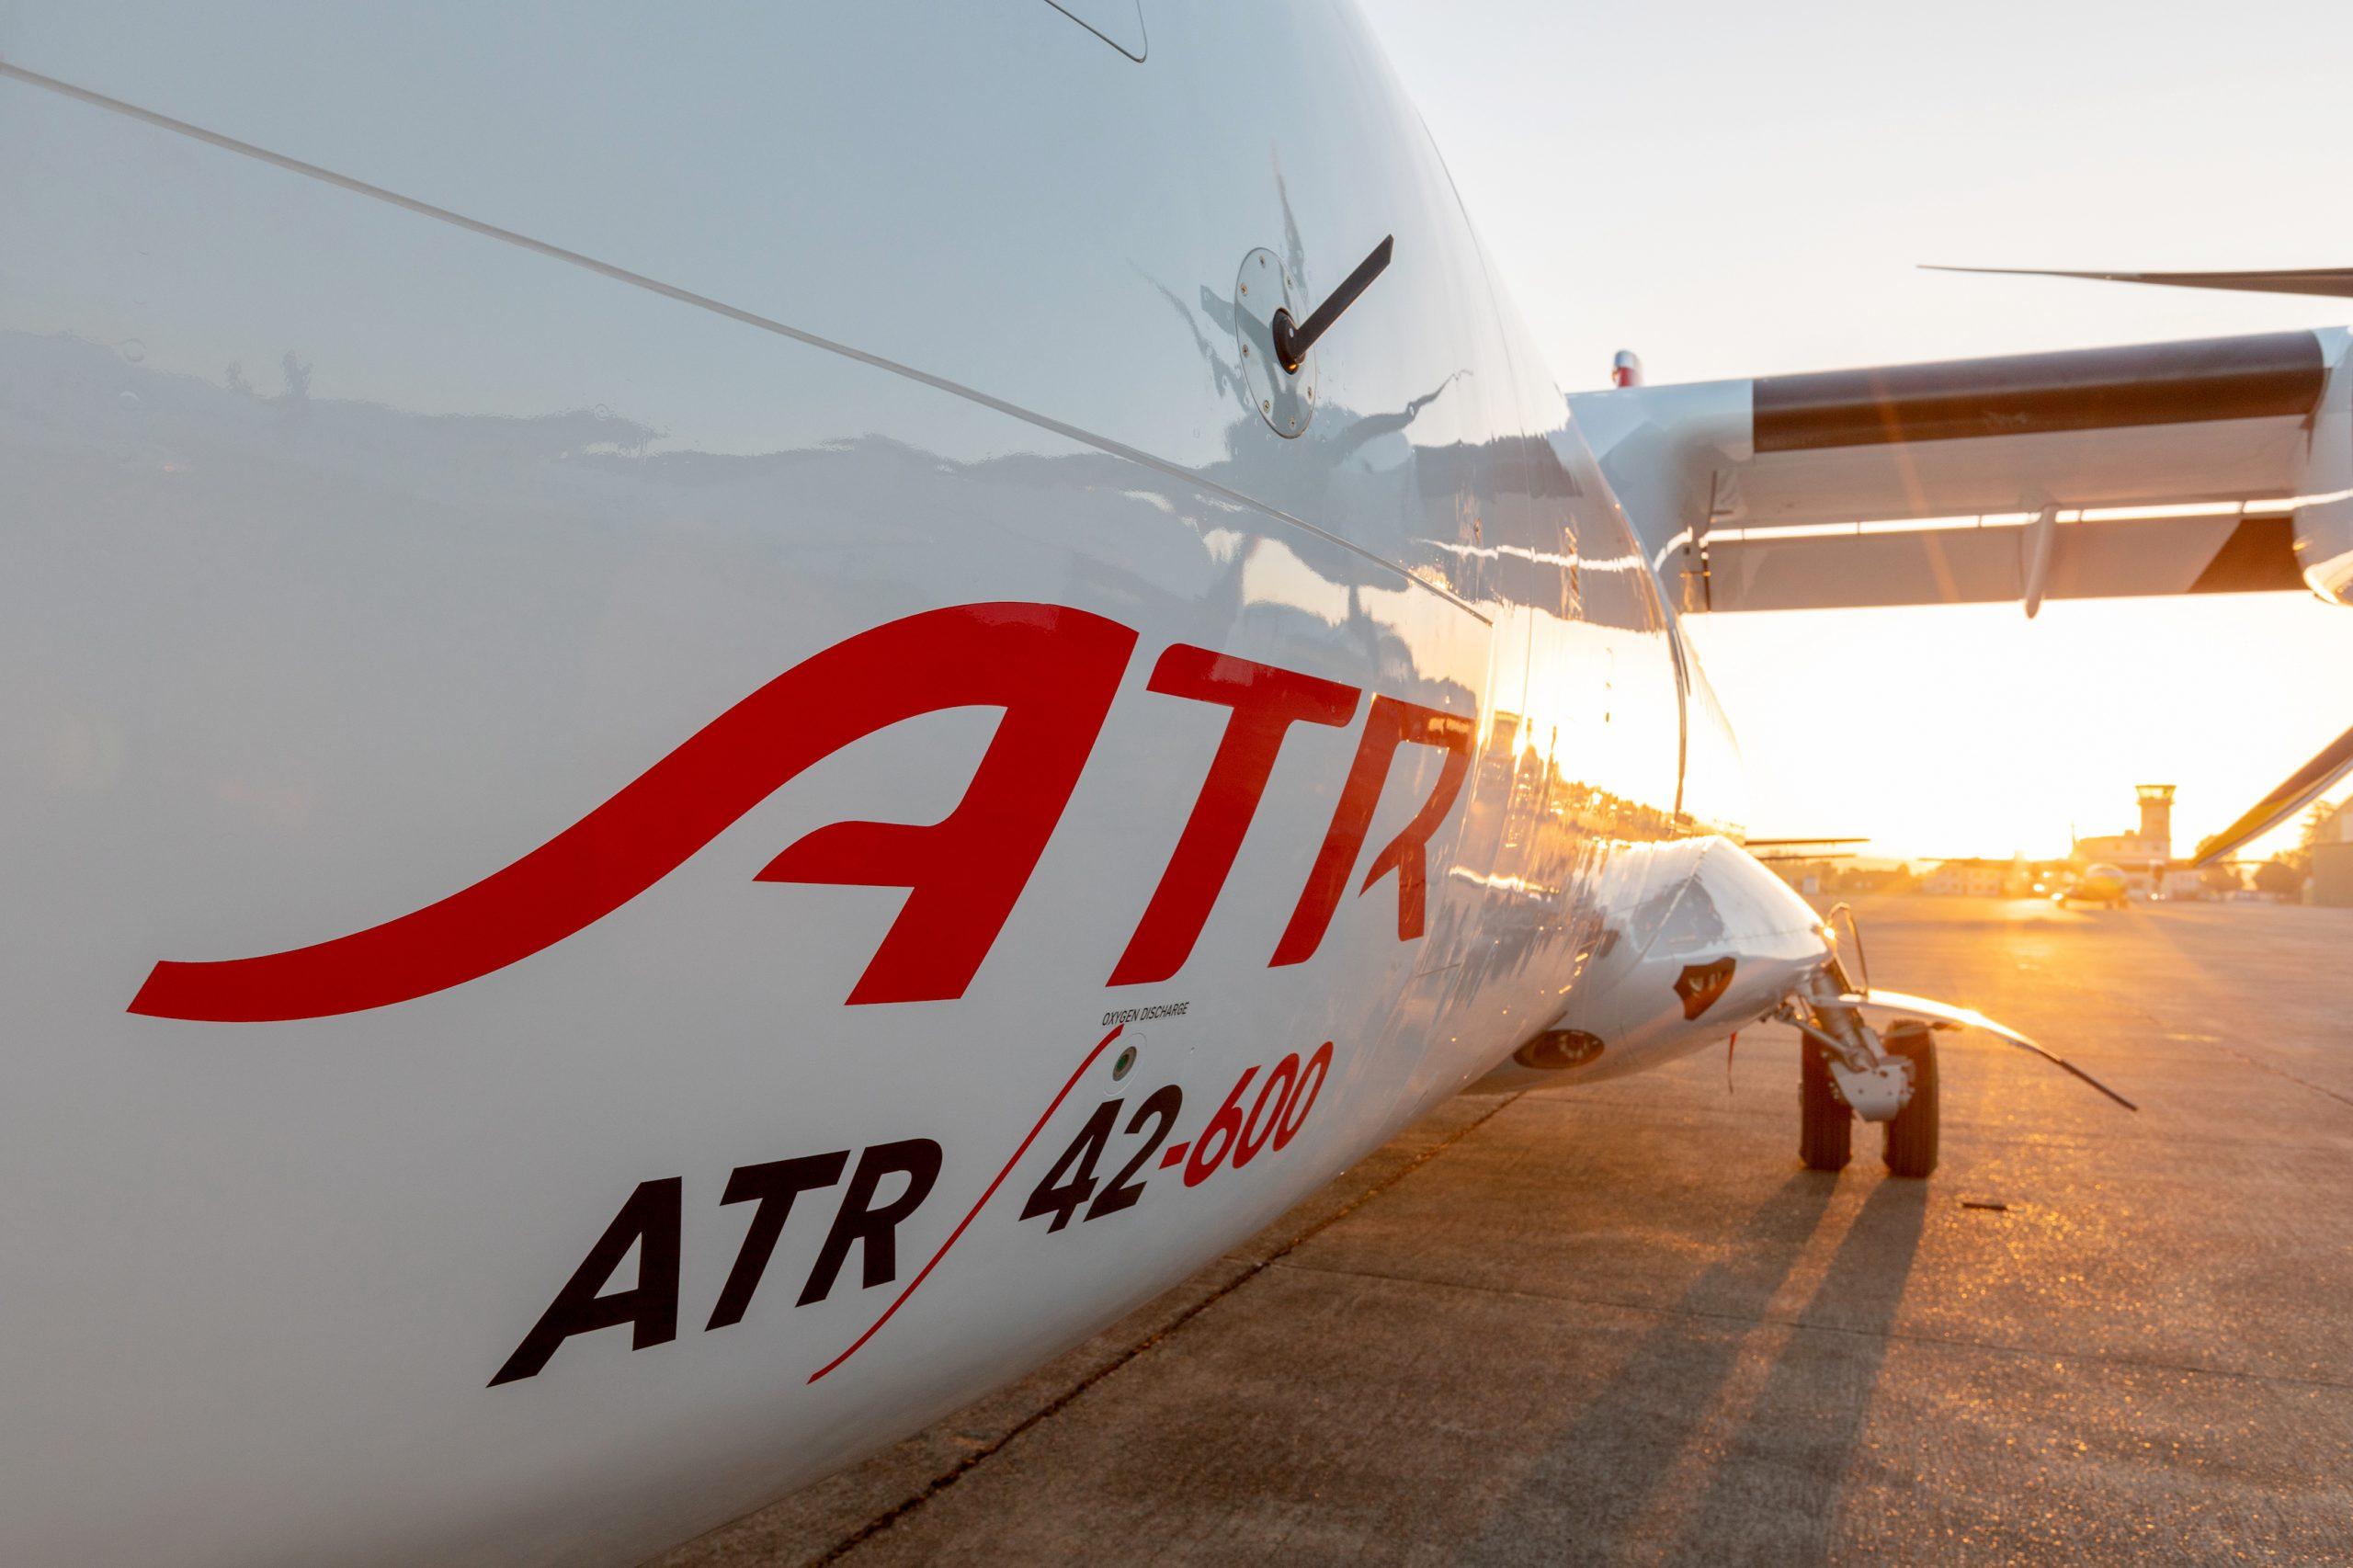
1924;264;2353;301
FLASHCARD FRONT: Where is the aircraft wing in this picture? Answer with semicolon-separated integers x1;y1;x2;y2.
1568;327;2353;618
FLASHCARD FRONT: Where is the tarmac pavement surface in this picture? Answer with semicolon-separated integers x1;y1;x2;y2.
655;896;2353;1565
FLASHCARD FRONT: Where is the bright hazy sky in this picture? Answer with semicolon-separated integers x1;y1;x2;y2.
1355;0;2353;860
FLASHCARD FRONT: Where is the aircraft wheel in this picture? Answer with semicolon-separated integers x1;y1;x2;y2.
1881;1020;1940;1178
1799;1044;1851;1171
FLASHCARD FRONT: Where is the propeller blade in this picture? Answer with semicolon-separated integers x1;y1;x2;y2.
1849;988;2140;1111
2191;720;2353;867
1925;264;2353;300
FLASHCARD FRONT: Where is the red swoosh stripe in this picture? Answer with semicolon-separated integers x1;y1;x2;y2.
131;603;1134;1022
808;1025;1123;1383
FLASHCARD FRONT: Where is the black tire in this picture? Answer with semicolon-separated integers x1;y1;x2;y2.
1800;1042;1851;1171
1881;1021;1939;1178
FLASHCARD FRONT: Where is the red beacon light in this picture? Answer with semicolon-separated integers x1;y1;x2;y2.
1610;350;1644;389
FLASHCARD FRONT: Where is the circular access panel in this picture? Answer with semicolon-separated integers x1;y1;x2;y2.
1233;247;1315;438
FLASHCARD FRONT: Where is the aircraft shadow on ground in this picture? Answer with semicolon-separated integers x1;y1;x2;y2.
1464;1171;1929;1564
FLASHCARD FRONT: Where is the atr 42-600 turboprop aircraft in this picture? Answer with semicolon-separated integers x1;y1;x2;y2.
3;5;2348;1562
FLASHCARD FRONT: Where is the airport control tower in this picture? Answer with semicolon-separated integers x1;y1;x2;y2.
2074;784;2179;889
2137;784;2176;858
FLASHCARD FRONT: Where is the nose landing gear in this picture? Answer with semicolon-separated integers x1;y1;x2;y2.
1796;1008;1941;1176
1796;1013;1938;1177
1786;971;2132;1179
1790;963;1932;1176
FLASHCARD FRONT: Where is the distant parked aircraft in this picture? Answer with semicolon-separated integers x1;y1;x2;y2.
2057;865;2133;908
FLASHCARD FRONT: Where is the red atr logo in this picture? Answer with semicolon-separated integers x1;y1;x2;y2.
130;603;1473;1023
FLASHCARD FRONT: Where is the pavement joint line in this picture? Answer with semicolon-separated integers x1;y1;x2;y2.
1265;1257;2353;1394
2196;1039;2353;1113
803;1091;1529;1564
2087;988;2353;1109
1520;1095;2353;1156
1936;930;2353;1115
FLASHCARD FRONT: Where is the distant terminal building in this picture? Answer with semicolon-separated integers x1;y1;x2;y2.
1923;858;2016;897
2314;799;2353;908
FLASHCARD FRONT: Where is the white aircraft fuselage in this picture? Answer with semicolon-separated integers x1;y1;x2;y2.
0;5;1907;1562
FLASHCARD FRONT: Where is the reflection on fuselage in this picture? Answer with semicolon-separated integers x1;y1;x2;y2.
4;320;1735;1041
0;4;1756;1541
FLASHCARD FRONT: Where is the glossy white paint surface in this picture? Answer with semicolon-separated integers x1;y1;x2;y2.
0;4;1774;1561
